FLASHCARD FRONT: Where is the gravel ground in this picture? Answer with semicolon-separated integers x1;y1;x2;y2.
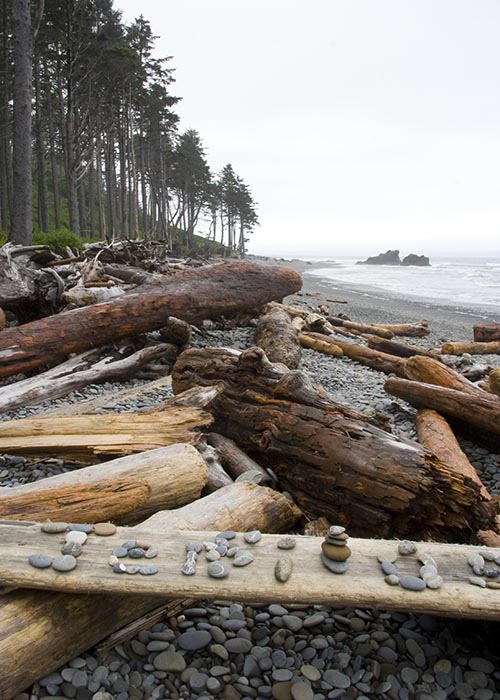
2;260;500;700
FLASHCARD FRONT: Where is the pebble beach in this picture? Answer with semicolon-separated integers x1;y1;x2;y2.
2;257;500;700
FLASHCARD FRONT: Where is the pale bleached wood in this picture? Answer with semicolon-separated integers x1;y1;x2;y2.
0;483;301;700
442;340;500;356
0;444;208;524
0;521;499;620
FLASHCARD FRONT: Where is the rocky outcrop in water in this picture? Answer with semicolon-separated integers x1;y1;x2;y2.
357;250;430;266
401;253;430;266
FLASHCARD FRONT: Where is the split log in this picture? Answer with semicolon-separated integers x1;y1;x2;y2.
0;404;213;460
0;261;302;379
300;331;407;376
374;320;430;337
0;344;176;413
328;317;394;339
172;346;494;540
0;443;208;524
0;483;301;699
415;409;491;501
364;334;440;359
256;306;301;368
384;377;500;450
442;340;500;356
206;432;271;484
404;356;486;395
473;323;500;343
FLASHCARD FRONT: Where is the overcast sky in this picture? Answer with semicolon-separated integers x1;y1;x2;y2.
117;0;500;259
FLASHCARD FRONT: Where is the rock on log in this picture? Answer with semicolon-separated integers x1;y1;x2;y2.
0;261;302;379
473;323;500;343
0;444;207;524
172;346;494;540
0;483;301;699
256;306;302;368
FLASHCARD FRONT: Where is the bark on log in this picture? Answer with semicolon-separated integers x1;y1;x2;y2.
0;444;207;524
0;261;302;379
442;341;500;356
415;409;491;501
206;432;271;484
0;345;176;413
328;317;394;339
0;483;301;699
256;306;302;368
374;320;430;337
172;346;494;540
300;331;407;376
0;404;212;460
364;334;441;360
404;356;486;395
473;323;500;343
384;377;500;450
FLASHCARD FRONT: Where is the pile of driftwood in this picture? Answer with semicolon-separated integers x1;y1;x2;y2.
1;241;500;697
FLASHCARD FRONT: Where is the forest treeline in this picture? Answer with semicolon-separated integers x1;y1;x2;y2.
1;0;258;254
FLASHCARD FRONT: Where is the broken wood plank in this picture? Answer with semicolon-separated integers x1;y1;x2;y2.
0;261;302;379
0;444;208;524
0;521;499;621
0;482;301;700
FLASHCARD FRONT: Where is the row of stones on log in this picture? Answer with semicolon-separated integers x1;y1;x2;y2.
0;482;301;700
171;346;495;541
0;261;302;379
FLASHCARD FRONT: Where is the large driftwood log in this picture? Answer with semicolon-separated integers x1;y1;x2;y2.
415;409;491;501
0;483;301;699
404;356;486;395
473;323;500;343
375;320;430;337
206;432;271;484
172;347;494;540
384;377;500;450
328;317;394;339
0;344;176;413
0;444;207;524
256;306;301;368
0;261;302;379
442;340;500;356
364;334;440;359
300;331;407;376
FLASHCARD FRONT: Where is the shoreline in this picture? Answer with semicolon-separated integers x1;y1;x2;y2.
254;256;500;343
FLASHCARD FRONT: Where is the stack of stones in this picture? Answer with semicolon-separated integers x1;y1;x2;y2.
320;524;352;574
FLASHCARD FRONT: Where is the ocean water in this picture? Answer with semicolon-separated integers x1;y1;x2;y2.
305;257;500;315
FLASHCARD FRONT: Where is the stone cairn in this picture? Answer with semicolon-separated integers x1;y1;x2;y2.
320;524;351;575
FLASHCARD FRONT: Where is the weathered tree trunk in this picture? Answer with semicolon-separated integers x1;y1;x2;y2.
256;306;301;368
364;334;440;359
298;332;343;358
0;483;301;700
206;432;271;484
0;345;176;413
0;443;207;524
375;320;430;337
61;285;127;307
442;341;500;356
384;376;500;450
328;317;394;339
172;347;494;540
404;356;486;395
0;262;301;379
473;323;500;343
300;331;407;376
415;409;491;501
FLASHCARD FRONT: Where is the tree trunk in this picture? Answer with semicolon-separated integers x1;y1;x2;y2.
442;341;500;356
172;346;495;540
404;356;486;395
0;482;301;700
0;262;302;379
256;306;301;368
384;376;500;450
364;334;441;360
10;0;33;245
473;323;500;343
300;331;407;376
34;57;49;232
0;442;207;524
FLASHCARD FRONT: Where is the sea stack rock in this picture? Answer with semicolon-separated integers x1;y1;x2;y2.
357;249;401;265
401;253;430;266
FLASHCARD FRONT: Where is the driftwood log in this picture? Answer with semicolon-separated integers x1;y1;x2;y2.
384;377;500;450
206;432;271;484
0;261;302;379
404;356;486;395
0;483;301;699
0;444;207;524
375;320;430;337
442;340;500;356
364;335;440;360
256;306;302;368
473;323;500;343
172;346;495;540
300;331;407;376
327;317;394;339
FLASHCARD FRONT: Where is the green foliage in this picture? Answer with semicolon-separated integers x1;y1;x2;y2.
31;230;95;256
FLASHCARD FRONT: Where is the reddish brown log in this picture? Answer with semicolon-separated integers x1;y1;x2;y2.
364;334;441;360
0;261;302;379
404;356;486;395
473;323;500;343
